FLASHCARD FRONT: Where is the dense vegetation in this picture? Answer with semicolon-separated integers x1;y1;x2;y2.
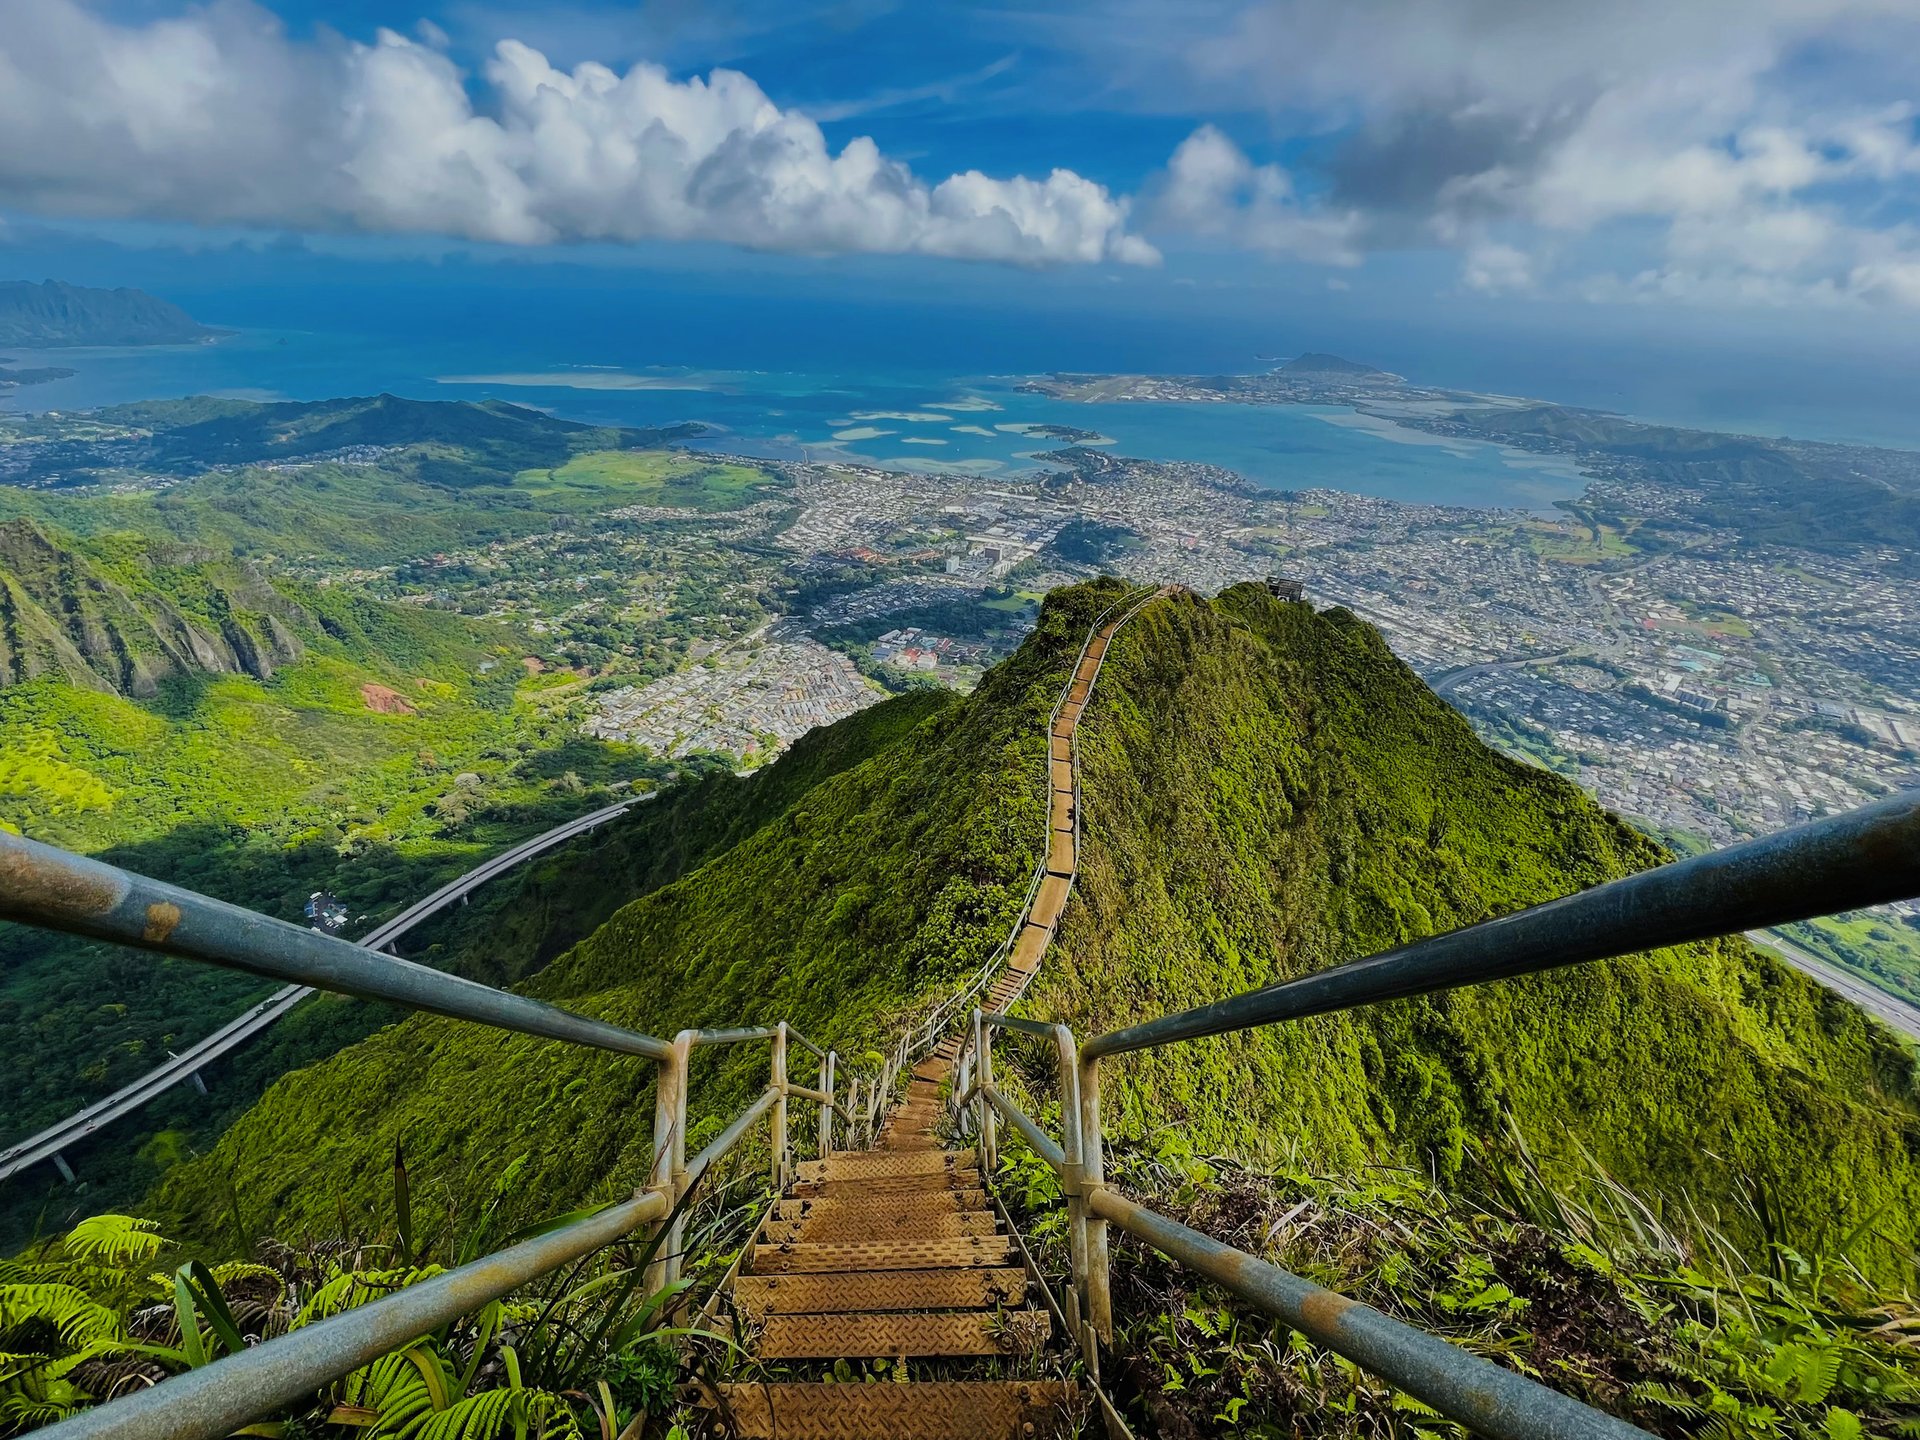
1033;587;1920;1274
996;1121;1920;1440
149;584;1920;1294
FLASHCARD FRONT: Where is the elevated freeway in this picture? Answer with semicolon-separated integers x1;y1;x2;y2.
0;795;644;1184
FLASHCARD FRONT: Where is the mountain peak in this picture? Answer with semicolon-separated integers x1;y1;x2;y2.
0;279;220;348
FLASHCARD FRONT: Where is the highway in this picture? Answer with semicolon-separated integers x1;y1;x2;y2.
1428;651;1572;698
1747;929;1920;1041
0;796;643;1184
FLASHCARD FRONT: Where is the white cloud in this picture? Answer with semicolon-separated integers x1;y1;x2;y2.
0;0;1154;267
1460;241;1535;294
1108;0;1920;308
1152;125;1362;264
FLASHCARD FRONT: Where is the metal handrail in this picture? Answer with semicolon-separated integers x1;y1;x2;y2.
857;585;1162;1139
38;1188;674;1440
957;787;1920;1440
1085;789;1920;1060
2;832;850;1440
0;832;675;1062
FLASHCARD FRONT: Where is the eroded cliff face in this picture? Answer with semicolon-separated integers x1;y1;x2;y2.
0;518;303;695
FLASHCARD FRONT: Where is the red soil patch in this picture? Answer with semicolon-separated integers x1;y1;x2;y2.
360;683;418;716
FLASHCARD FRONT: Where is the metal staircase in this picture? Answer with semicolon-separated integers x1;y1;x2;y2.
5;582;1918;1440
710;1063;1080;1439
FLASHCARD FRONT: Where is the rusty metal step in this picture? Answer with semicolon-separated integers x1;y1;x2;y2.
732;1266;1027;1318
773;1190;986;1221
791;1170;982;1198
764;1210;1000;1244
751;1236;1013;1273
799;1149;974;1181
712;1381;1080;1440
1010;922;1050;972
1030;873;1070;926
754;1309;1051;1359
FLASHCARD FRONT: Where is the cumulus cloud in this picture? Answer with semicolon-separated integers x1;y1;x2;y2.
0;0;1154;267
1122;0;1920;306
1460;241;1535;295
1151;126;1362;265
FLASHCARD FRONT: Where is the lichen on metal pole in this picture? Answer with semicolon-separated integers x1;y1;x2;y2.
645;1030;693;1294
1088;1188;1652;1440
770;1022;790;1190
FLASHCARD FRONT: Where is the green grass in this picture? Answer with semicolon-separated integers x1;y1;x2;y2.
1782;913;1920;1010
513;451;782;511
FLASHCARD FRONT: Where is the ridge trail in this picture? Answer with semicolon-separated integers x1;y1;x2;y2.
707;594;1162;1440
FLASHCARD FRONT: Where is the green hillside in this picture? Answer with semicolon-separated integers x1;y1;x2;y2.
149;582;1920;1280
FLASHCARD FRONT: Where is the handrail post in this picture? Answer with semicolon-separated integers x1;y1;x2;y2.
645;1029;694;1295
1050;1023;1093;1362
1078;1049;1111;1344
973;1008;997;1175
771;1022;791;1189
818;1050;837;1158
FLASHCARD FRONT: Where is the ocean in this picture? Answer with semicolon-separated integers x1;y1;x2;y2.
2;325;1590;513
6;271;1914;510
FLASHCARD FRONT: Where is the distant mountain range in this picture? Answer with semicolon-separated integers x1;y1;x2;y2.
0;279;220;348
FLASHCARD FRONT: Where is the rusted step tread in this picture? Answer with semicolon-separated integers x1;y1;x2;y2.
773;1190;987;1220
754;1309;1051;1359
732;1267;1026;1317
752;1236;1013;1272
1048;825;1073;874
1031;873;1071;925
765;1212;1000;1244
713;1381;1080;1440
791;1170;982;1197
799;1149;974;1180
1010;923;1050;972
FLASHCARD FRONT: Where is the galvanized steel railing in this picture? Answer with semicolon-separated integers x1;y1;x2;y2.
0;830;849;1440
953;789;1920;1440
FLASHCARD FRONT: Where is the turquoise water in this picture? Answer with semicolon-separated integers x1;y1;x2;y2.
3;328;1586;512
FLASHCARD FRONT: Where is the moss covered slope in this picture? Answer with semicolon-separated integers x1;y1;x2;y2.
152;583;1123;1240
155;582;1919;1274
1033;584;1920;1268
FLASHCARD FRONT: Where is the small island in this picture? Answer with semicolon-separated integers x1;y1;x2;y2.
0;360;79;393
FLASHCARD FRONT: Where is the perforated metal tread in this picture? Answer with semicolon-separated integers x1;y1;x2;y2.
731;1266;1028;1318
752;1236;1014;1273
764;1211;1001;1244
791;1170;983;1197
754;1309;1052;1359
772;1190;986;1221
799;1149;975;1181
712;1381;1081;1440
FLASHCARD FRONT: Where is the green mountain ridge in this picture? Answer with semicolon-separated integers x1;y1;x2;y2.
0;280;218;348
0;517;304;695
147;582;1920;1280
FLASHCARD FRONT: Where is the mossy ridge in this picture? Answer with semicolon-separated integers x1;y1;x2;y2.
1033;584;1920;1275
147;581;1132;1243
151;580;1920;1282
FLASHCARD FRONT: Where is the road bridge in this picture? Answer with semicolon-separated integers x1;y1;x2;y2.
0;795;643;1184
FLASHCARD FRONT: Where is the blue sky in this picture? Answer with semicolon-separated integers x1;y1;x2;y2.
4;0;1920;370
